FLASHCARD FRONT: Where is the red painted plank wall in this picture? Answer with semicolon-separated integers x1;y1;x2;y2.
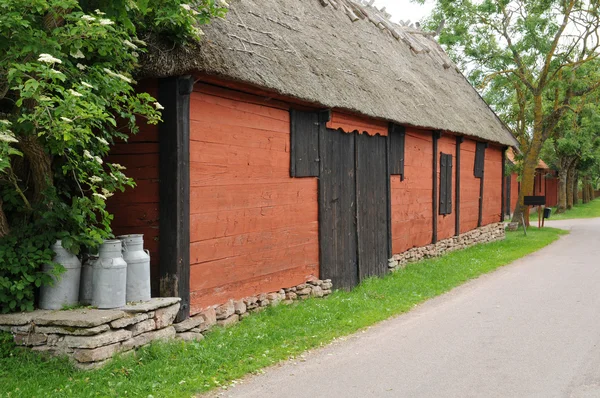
106;80;160;295
510;173;519;214
482;145;503;225
326;111;388;136
460;140;480;233
437;134;457;240
188;85;318;314
546;177;558;208
390;128;434;253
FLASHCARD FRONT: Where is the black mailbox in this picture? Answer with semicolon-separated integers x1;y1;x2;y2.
524;196;546;206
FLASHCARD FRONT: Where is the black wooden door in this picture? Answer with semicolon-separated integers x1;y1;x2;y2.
356;133;389;280
319;129;390;290
319;128;358;290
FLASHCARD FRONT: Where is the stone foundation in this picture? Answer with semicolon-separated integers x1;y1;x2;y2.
388;222;506;270
0;279;333;369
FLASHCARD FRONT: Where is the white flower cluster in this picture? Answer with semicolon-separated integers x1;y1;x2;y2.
99;19;113;26
38;53;62;64
70;49;85;59
81;15;95;22
96;136;109;145
89;176;103;183
81;82;94;89
123;40;138;50
68;89;83;97
153;102;164;110
60;117;73;123
111;163;127;171
102;68;133;84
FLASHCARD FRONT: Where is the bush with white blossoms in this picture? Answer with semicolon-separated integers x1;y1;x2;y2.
0;0;226;313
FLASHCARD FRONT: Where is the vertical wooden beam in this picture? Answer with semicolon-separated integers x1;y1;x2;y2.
477;143;488;228
455;136;463;236
432;131;441;243
501;147;507;222
386;128;392;258
158;76;194;322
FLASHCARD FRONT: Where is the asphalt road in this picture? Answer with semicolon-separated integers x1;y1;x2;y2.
211;218;600;398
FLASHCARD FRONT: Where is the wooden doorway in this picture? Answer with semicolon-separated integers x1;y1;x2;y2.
319;129;390;290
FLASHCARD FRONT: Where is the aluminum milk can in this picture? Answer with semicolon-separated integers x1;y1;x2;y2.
118;234;151;302
79;255;97;305
92;240;127;309
39;240;82;310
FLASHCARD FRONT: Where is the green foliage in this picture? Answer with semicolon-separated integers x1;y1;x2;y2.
552;197;600;220
0;227;566;396
0;0;226;312
0;331;17;358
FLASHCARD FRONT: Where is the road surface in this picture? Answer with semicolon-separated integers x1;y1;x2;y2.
210;218;600;398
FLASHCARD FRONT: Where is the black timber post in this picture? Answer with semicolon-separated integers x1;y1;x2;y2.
432;131;441;244
477;143;488;228
158;76;194;322
455;136;464;236
501;147;507;221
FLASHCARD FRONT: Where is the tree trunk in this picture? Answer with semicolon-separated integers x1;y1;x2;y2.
566;164;576;209
573;171;579;206
511;94;545;226
556;157;573;213
0;201;9;238
582;178;589;204
18;135;53;205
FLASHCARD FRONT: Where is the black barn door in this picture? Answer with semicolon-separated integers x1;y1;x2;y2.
319;129;390;290
319;129;358;290
356;133;389;280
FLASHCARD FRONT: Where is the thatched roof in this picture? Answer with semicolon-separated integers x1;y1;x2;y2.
141;0;518;147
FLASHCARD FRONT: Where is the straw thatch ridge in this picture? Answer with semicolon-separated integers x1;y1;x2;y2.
141;0;518;147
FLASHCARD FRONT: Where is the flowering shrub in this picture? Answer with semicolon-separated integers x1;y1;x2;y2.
0;0;226;312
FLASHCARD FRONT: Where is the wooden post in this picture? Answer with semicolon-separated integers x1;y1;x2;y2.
455;136;463;236
432;131;441;244
158;76;194;322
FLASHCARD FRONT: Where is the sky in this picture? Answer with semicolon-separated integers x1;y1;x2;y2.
372;0;435;25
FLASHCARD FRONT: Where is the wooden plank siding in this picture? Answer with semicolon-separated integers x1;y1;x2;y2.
510;173;519;214
437;134;457;241
188;86;318;314
546;176;559;208
482;145;503;226
106;80;161;296
326;111;388;136
390;128;434;254
459;140;481;233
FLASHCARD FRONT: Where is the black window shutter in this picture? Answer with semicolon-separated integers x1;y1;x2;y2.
446;153;453;213
389;123;406;179
290;109;322;177
474;142;487;178
440;153;453;215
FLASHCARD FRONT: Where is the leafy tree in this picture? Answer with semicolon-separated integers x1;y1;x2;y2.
0;0;226;312
419;0;600;224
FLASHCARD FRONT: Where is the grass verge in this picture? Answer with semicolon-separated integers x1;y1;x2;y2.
550;198;600;220
0;227;567;398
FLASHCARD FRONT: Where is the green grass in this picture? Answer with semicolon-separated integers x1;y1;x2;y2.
550;198;600;220
0;227;567;398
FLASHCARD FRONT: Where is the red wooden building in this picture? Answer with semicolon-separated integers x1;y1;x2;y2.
504;150;559;217
108;0;518;319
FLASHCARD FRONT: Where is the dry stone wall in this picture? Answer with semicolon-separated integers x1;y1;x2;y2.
0;279;333;369
388;222;506;270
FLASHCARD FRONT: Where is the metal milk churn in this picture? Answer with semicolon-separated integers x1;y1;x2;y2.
92;240;127;309
39;240;82;310
118;234;151;302
79;255;97;305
